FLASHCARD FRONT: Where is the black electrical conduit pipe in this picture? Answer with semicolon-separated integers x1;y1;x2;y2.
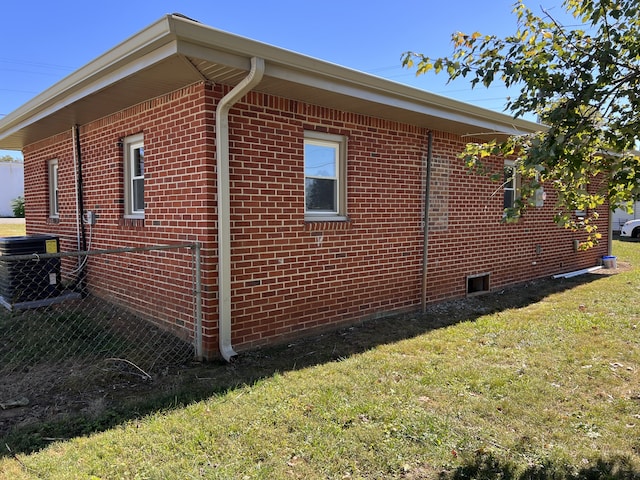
74;124;87;252
73;124;88;296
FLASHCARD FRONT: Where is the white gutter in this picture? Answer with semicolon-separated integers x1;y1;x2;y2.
170;16;542;136
216;56;265;361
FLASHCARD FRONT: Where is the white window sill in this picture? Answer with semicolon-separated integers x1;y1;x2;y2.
304;215;349;223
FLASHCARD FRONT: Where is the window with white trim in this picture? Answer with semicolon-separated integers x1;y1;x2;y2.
124;133;144;218
503;161;517;210
48;159;59;218
304;131;347;219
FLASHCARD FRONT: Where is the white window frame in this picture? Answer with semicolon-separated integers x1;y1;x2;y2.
304;131;347;221
123;133;144;218
503;160;517;210
48;159;59;218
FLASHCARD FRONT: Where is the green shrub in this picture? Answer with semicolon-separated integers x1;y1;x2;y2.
11;196;24;218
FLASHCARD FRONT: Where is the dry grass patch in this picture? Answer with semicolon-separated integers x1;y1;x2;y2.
0;220;26;237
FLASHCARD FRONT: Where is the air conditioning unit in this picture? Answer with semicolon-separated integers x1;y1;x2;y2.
0;234;61;308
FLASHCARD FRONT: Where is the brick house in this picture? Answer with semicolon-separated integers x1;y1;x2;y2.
0;14;609;359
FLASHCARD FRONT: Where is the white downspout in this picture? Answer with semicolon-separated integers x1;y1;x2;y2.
216;57;265;361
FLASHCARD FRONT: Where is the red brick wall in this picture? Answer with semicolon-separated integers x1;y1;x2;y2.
22;81;609;357
418;132;609;301
23;83;218;346
224;89;607;350
422;130;608;302
224;90;428;348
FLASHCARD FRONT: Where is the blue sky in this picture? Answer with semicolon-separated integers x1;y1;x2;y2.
0;0;569;160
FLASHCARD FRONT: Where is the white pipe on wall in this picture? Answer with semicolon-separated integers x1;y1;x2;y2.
216;57;265;361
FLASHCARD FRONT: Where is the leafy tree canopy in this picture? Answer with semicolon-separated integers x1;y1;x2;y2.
402;0;640;248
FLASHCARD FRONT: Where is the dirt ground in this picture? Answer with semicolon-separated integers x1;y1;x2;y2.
0;261;630;453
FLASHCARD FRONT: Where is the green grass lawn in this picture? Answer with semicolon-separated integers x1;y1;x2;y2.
1;240;639;479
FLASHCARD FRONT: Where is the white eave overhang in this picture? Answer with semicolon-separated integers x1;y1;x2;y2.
0;14;542;150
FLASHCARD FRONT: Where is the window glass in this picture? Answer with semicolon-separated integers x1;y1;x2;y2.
124;134;144;217
53;164;59;214
305;178;336;211
304;134;344;216
48;159;59;218
131;146;144;213
304;143;337;177
133;147;144;177
503;163;516;209
133;178;144;212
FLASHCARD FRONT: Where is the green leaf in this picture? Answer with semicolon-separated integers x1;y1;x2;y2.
402;0;640;248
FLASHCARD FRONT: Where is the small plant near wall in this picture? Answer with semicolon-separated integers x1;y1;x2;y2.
11;196;24;218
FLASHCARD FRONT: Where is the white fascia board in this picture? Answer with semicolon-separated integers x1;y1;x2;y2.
0;13;543;146
265;62;536;135
170;15;542;135
0;17;176;138
0;42;179;142
264;57;539;135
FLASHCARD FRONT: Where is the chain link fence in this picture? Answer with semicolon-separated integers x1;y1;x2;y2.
0;241;202;410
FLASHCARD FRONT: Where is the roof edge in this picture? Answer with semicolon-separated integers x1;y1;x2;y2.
0;14;543;149
0;16;177;144
168;14;541;135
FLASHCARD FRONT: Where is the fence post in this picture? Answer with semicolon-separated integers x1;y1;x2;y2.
193;242;203;359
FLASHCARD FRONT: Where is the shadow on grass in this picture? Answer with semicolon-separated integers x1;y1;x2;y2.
441;450;640;479
0;271;623;458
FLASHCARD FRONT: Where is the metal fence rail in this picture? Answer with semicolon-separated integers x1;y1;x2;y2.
0;243;202;405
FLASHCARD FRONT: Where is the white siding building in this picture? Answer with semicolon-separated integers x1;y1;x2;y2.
0;162;24;217
612;201;640;232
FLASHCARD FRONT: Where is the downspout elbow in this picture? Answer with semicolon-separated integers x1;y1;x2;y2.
216;57;265;362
